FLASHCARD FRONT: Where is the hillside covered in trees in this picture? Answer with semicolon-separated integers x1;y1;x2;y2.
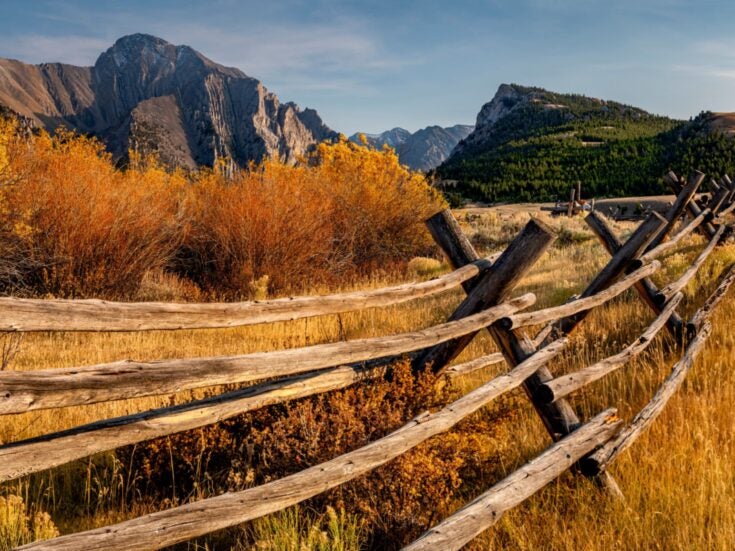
437;84;735;203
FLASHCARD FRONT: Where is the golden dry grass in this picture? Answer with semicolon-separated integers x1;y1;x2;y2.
1;210;735;549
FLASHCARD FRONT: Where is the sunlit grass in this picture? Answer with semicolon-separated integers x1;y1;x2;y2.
1;210;734;549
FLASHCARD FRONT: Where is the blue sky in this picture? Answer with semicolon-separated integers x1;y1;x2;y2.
1;0;734;134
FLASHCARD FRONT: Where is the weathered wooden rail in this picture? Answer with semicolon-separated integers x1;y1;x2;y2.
4;169;735;550
0;256;497;332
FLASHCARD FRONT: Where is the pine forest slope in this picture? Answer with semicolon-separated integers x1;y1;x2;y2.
438;84;735;203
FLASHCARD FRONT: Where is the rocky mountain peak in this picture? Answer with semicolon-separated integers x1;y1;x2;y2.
0;34;337;168
104;34;174;67
475;83;529;127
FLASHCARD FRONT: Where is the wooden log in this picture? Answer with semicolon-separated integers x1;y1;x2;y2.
707;186;730;215
714;201;735;220
0;258;494;333
403;409;623;551
0;349;505;483
501;261;660;331
664;171;717;238
425;210;486;292
687;262;735;338
585;211;683;337
420;210;618;492
17;340;568;551
640;208;712;264
488;325;582;438
719;174;734;204
422;212;585;446
708;178;721;193
444;352;505;378
581;212;665;298
576;180;582;203
417;218;555;373
582;322;712;475
720;174;735;190
645;170;704;252
0;294;535;415
537;292;683;404
722;174;735;204
653;225;725;306
553;212;666;336
692;202;719;237
567;188;576;217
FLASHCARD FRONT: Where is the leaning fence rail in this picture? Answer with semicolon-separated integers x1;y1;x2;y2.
0;294;533;414
0;256;496;332
3;168;735;550
0;350;506;483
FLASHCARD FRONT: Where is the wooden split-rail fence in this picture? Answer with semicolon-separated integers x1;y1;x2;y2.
3;169;735;550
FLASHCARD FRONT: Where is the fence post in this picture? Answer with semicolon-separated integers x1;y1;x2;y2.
586;212;684;338
567;187;576;217
646;170;704;252
418;215;555;371
419;209;622;494
551;212;667;337
664;171;718;238
425;210;484;293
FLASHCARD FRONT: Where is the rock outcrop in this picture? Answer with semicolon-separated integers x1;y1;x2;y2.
0;34;337;167
448;83;652;161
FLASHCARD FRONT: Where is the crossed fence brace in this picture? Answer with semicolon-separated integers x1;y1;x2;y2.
415;169;732;494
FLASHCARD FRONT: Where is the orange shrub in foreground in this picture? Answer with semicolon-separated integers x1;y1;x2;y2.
181;138;445;297
0;123;444;298
0;130;184;297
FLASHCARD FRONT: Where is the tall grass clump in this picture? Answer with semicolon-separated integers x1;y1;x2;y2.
0;494;58;550
248;506;364;551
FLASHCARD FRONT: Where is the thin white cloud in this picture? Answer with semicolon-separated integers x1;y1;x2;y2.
0;34;110;65
151;21;416;89
672;63;735;81
693;39;735;59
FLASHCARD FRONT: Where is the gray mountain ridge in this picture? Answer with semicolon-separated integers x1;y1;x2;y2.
0;33;337;168
349;124;473;171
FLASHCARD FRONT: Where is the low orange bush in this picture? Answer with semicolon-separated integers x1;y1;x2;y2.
0;121;444;299
0;130;184;297
180;138;444;298
118;361;482;548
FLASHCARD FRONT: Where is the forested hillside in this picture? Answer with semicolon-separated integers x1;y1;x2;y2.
438;85;735;203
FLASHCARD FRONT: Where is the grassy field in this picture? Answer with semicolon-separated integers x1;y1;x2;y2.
1;209;734;550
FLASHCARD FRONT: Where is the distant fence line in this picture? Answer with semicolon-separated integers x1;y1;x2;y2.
3;169;734;550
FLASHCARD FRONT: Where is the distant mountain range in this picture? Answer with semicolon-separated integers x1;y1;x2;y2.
2;37;734;194
438;83;735;202
349;124;473;171
0;33;472;173
0;33;336;168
